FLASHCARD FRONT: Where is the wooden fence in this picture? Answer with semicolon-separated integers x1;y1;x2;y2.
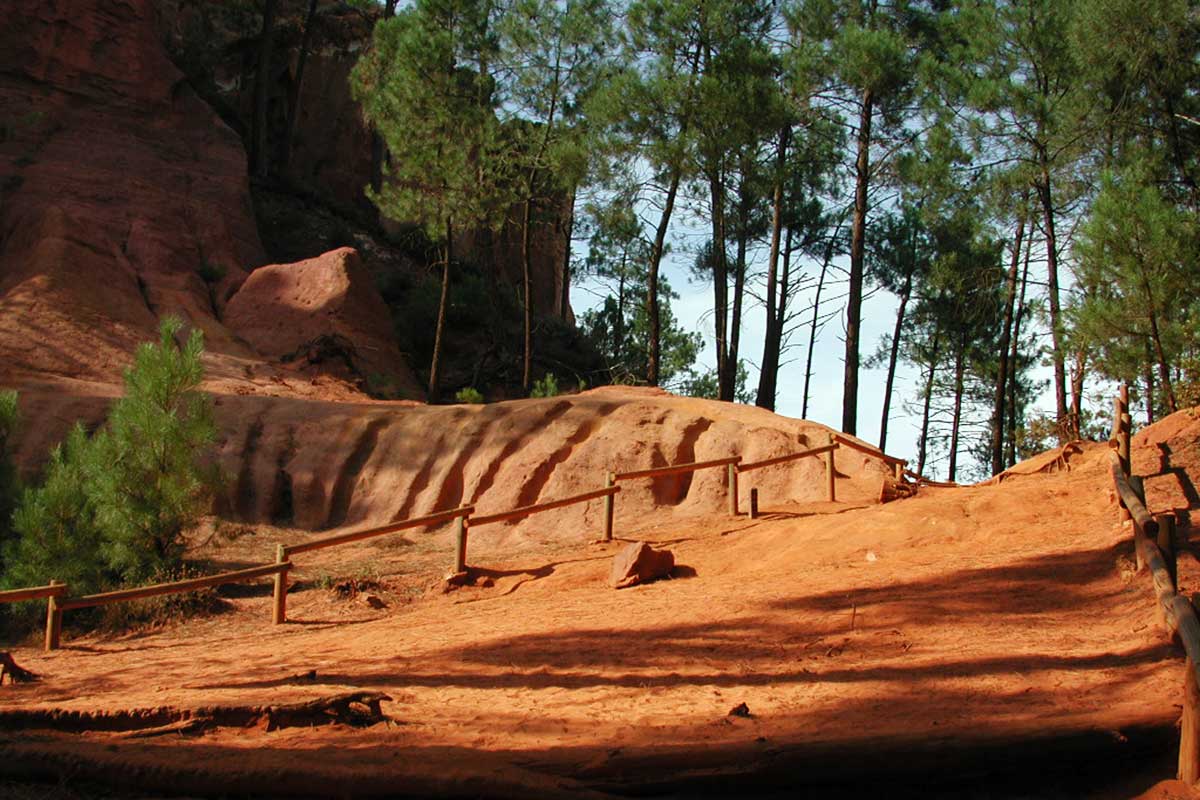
3;426;907;651
1106;384;1200;783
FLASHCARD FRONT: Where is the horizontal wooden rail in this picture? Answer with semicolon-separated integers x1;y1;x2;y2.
614;455;740;482
472;485;620;527
833;434;907;466
904;470;960;488
1134;524;1200;689
59;562;291;611
285;505;474;556
0;583;67;604
738;443;838;473
1109;449;1158;536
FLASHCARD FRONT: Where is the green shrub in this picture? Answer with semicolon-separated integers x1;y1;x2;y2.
100;565;227;632
90;317;220;582
455;387;484;404
0;390;19;570
2;316;220;606
530;373;560;398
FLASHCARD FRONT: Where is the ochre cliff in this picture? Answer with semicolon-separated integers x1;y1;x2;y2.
0;0;883;537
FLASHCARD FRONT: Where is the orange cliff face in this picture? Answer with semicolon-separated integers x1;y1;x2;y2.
0;0;890;537
0;0;266;380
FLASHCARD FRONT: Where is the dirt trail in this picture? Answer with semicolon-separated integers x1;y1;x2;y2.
5;411;1200;797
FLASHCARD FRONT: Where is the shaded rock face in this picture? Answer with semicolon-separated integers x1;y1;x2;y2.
224;247;420;397
154;0;573;321
0;0;267;383
610;542;675;589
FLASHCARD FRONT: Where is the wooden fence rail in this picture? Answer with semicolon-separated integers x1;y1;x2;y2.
283;505;475;557
738;443;838;473
472;485;620;527
14;424;910;648
0;583;67;604
833;434;908;480
1107;383;1200;783
34;563;292;651
613;455;741;482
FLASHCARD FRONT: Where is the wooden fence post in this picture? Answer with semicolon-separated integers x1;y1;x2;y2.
453;512;469;574
44;579;61;652
1158;512;1178;589
1132;475;1147;572
727;462;739;516
749;488;759;519
272;544;288;625
1182;658;1200;785
603;472;615;541
825;434;836;503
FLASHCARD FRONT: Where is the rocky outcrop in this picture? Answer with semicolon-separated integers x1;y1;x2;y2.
224;247;420;397
154;0;574;321
610;542;676;589
0;0;265;383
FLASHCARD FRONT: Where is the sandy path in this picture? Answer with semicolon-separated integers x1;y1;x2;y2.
0;442;1193;796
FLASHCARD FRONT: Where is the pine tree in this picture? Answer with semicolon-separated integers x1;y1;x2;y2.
352;0;515;402
498;0;614;395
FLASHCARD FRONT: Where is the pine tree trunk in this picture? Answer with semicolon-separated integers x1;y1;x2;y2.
251;0;278;179
428;221;452;403
991;212;1025;475
281;0;318;171
561;189;575;320
842;87;874;436
615;266;626;363
756;129;789;410
647;169;682;386
1144;339;1156;424
1036;161;1068;434
878;273;911;453
1069;348;1086;438
1140;270;1179;414
1006;232;1033;468
725;191;749;402
521;198;534;394
917;330;941;478
803;232;836;421
949;336;965;482
709;174;729;396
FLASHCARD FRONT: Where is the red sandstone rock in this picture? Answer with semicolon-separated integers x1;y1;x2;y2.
224;247;420;398
0;0;265;382
610;541;675;589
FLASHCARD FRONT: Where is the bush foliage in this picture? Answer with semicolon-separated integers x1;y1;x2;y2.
1;317;220;619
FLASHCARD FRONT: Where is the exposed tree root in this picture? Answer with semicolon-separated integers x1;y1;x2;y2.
0;653;38;685
0;691;392;734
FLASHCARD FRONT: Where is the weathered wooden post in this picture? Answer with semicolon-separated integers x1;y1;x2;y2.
603;472;615;541
749;488;759;519
272;544;288;625
1158;512;1178;589
1132;475;1147;571
893;461;904;481
825;434;836;503
453;511;469;574
1182;659;1200;785
44;579;62;652
727;462;739;516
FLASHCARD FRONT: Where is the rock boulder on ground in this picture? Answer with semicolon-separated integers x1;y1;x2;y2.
611;542;675;589
224;247;421;398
